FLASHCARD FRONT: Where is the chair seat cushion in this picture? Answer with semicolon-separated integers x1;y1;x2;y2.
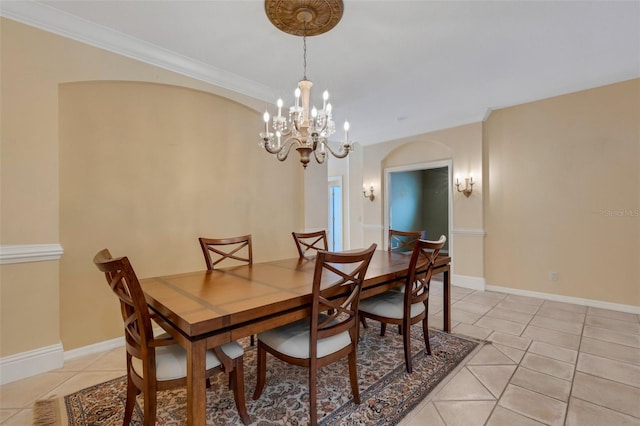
257;315;351;359
131;339;243;381
359;290;425;319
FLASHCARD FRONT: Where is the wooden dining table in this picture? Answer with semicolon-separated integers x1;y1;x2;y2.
140;250;451;426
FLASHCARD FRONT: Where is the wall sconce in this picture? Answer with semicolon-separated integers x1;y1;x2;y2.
363;185;375;201
455;175;474;197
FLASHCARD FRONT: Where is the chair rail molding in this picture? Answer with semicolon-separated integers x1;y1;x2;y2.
452;228;486;236
0;244;64;264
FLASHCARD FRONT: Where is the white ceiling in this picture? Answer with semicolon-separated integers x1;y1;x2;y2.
2;1;639;146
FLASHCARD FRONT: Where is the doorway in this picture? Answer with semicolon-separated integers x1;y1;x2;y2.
384;161;452;254
328;177;343;251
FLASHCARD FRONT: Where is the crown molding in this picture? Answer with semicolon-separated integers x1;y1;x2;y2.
0;1;274;103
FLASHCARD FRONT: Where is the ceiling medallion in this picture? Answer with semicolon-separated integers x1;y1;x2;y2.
264;0;344;37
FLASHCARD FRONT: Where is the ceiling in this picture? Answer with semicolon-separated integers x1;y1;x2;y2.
2;1;639;146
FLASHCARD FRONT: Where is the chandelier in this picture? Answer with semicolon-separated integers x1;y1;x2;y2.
260;0;352;169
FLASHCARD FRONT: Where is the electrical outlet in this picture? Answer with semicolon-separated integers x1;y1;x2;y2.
549;272;558;281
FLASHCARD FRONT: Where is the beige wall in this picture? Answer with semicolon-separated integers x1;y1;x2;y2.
484;79;639;306
1;19;309;356
59;81;303;349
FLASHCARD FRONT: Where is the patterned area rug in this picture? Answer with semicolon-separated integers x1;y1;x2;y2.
34;323;481;425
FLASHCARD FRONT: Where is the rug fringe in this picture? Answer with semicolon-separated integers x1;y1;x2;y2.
33;396;64;426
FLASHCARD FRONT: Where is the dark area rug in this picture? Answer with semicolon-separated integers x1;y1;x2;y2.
34;323;481;425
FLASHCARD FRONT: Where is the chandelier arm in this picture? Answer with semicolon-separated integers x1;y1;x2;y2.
262;137;283;155
313;147;327;164
262;135;294;154
275;142;294;162
321;141;351;159
277;125;294;137
263;136;303;162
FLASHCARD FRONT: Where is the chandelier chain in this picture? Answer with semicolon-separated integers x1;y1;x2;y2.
302;21;307;80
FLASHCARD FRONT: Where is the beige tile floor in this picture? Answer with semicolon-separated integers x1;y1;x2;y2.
1;282;639;425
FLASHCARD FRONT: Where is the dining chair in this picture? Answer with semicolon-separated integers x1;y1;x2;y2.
360;229;426;333
358;235;446;373
388;229;426;252
199;234;253;270
292;230;328;259
199;234;255;345
93;249;251;425
253;243;377;426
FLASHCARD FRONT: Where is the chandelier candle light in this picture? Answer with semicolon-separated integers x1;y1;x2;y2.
260;0;352;169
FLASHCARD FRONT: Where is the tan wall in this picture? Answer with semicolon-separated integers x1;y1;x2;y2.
484;79;640;306
359;123;484;278
1;19;306;356
0;262;60;354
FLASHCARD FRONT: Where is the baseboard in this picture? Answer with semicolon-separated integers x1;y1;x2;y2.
63;335;125;362
0;343;64;385
486;284;640;315
452;274;486;291
0;328;169;384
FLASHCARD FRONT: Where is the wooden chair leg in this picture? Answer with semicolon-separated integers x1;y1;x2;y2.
423;316;432;355
348;350;361;405
360;316;368;329
123;376;137;425
142;383;157;426
250;334;255;346
252;343;267;400
403;322;413;374
309;364;317;426
231;358;251;425
380;322;387;336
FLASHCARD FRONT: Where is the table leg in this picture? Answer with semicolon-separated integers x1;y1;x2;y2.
186;340;207;426
443;267;451;332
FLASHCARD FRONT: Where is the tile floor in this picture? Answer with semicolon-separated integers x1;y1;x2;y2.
1;282;639;425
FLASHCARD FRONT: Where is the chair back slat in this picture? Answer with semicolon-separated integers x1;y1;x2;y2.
311;244;377;343
93;249;155;363
404;236;446;307
199;235;253;269
292;230;328;259
388;229;426;252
